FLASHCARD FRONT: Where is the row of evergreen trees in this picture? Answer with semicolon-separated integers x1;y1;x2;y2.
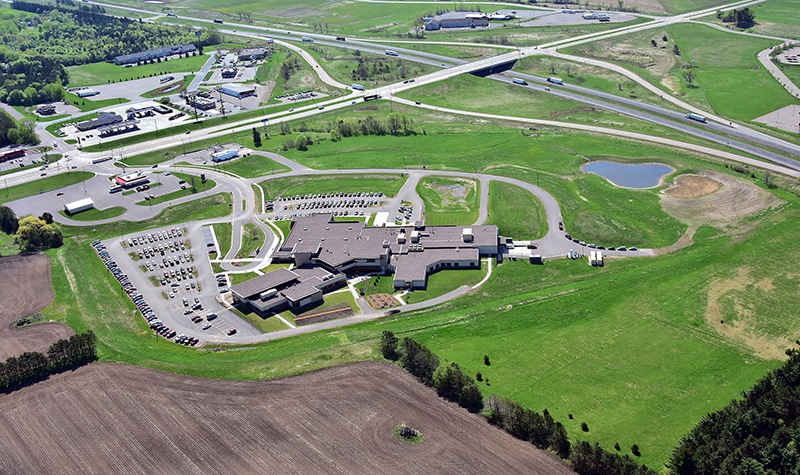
0;331;97;392
379;331;656;475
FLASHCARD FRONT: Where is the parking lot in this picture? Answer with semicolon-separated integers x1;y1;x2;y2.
97;224;260;345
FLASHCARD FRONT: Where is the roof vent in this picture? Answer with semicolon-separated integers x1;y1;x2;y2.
303;227;307;231
320;237;325;241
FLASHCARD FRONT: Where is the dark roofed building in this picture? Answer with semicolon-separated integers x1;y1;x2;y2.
114;44;197;66
238;47;270;61
77;112;123;132
426;18;489;30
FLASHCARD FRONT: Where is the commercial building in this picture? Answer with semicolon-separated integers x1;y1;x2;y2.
74;88;99;98
0;148;25;163
221;67;238;79
219;83;256;99
114;44;197;66
186;95;216;110
64;198;94;215
114;171;149;188
76;112;123;132
211;149;238;162
238;47;270;61
35;104;56;115
271;214;498;290
425;17;489;30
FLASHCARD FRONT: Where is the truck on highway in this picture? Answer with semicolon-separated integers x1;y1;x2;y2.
363;94;379;102
511;78;528;85
92;156;113;164
335;36;346;41
213;19;223;24
685;113;707;123
301;37;314;42
547;77;564;85
385;50;399;56
351;84;365;91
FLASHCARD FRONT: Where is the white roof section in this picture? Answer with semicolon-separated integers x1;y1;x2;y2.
65;198;94;212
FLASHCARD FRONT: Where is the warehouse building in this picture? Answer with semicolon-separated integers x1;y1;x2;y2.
114;44;197;66
425;17;489;30
219;83;256;99
64;198;94;215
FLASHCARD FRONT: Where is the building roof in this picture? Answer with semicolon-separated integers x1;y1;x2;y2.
221;83;256;93
230;267;298;299
115;44;196;65
393;248;478;283
64;198;94;212
116;171;145;183
76;112;123;131
281;282;320;302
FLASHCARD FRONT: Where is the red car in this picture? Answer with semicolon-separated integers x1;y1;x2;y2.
227;328;237;336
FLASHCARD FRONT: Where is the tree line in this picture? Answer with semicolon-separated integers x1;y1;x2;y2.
717;7;756;29
0;111;38;145
669;348;800;474
280;113;416;151
0;331;97;392
380;331;657;475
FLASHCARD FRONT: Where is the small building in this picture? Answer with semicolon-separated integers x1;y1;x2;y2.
64;198;94;215
219;83;256;99
211;149;238;162
0;148;25;162
76;112;123;132
115;171;149;188
98;120;140;137
238;47;270;61
76;88;99;98
186;95;216;110
35;104;56;115
221;67;238;79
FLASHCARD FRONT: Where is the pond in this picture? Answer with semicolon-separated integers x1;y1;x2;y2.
582;161;673;189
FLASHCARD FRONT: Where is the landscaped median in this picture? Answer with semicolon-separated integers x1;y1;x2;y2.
0;172;94;204
134;172;216;206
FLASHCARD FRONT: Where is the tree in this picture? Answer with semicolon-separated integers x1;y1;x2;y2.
458;380;484;412
651;39;657;47
39;212;53;224
673;44;681;55
380;331;400;360
581;422;589;432
734;7;755;28
15;215;63;251
399;337;439;386
662;34;668;41
295;135;309;151
434;362;471;401
0;206;19;234
682;70;696;87
484;354;490;366
631;444;641;456
252;127;261;147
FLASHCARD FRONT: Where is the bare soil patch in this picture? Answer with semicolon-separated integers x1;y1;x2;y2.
0;361;575;475
660;171;781;229
367;293;400;309
664;174;721;199
0;254;73;360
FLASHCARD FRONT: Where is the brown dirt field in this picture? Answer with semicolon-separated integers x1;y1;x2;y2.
0;254;73;360
660;170;782;229
0;361;575;475
664;174;721;199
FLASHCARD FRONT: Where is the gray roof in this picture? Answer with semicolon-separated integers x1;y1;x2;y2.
115;44;196;65
230;267;298;298
393;248;479;283
281;282;320;301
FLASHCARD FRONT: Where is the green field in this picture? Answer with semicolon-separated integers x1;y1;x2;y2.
12;106;70;123
378;42;513;60
59;206;126;221
230;271;259;285
748;0;800;39
567;23;798;121
203;154;290;179
0;162;40;177
486;181;547;240
212;223;233;256
235;223;264;258
0;172;94;205
403;260;488;304
66;55;210;87
322;290;361;315
416;175;480;226
259;174;408;200
64;92;130;112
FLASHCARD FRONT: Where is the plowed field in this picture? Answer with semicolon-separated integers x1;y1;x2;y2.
0;361;575;475
0;254;73;360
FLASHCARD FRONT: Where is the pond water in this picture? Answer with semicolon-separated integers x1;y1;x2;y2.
582;161;672;189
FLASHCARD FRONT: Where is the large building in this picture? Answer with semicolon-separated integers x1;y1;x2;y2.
230;266;346;316
272;214;498;289
76;112;123;132
219;83;256;99
425;17;489;30
114;44;197;66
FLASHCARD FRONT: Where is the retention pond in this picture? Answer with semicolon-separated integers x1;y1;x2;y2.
582;161;672;188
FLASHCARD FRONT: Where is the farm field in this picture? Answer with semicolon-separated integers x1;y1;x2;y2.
0;254;73;360
486;181;547;240
259;174;408;200
0;361;574;474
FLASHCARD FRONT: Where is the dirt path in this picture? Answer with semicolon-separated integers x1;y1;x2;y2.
0;361;575;475
0;254;73;360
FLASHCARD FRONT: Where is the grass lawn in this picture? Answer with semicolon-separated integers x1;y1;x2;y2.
379;42;514;60
235;223;264;259
212;223;233;256
0;231;19;254
59;207;126;221
141;75;195;98
323;290;361;315
403;261;488;304
209;154;290;178
230;272;259;285
12;106;70;123
0;172;94;205
135;173;216;206
363;273;397;297
416;175;480;226
66;55;210;87
60;192;232;240
64;92;130;112
269;219;292;240
748;0;800;39
259;263;291;274
487;181;547;240
259;173;408;200
0;162;39;176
